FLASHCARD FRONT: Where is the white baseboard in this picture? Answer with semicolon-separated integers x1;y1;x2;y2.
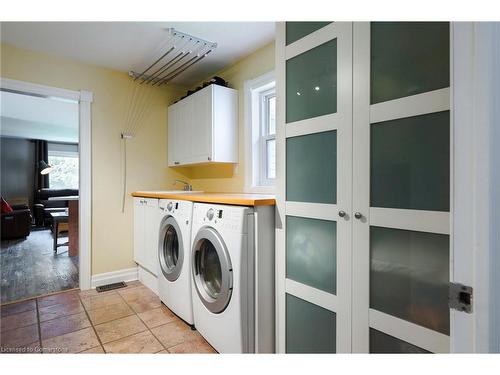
138;266;159;295
91;267;138;288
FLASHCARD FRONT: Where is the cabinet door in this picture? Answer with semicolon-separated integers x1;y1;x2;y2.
143;199;159;276
186;87;212;164
133;198;145;266
170;100;191;165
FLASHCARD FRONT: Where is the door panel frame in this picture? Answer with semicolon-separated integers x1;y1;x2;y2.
276;22;353;353
352;22;452;353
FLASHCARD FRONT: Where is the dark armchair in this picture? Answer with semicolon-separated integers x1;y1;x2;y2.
33;188;78;227
1;204;32;240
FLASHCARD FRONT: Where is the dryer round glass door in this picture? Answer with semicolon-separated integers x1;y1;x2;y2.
159;216;184;282
192;227;233;314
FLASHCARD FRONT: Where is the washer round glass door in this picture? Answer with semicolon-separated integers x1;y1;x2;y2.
192;227;233;314
159;216;184;282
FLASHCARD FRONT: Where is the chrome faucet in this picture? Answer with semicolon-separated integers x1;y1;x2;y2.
174;179;193;191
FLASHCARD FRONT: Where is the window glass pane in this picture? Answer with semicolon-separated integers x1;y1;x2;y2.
48;155;79;190
286;216;336;294
370;226;450;335
371;22;450;104
286;130;336;204
286;22;331;45
266;139;276;179
370;329;430;353
371;111;450;211
268;96;276;135
286;294;336;353
286;39;337;123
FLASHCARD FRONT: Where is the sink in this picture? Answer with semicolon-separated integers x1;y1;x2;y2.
142;190;203;194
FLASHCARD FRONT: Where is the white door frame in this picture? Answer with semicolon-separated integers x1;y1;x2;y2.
451;22;500;353
0;77;93;291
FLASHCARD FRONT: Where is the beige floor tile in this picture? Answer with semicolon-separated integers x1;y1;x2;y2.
167;337;217;354
38;299;84;322
103;330;164;354
81;292;123;311
127;296;162;314
94;314;147;344
118;285;157;303
87;300;134;325
137;305;177;328
0;299;37;317
0;309;38;332
38;290;80;308
0;323;39;349
78;289;116;299
80;345;105;353
151;320;200;349
40;311;91;340
42;327;99;354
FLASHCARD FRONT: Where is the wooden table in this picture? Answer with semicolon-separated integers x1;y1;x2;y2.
48;196;79;257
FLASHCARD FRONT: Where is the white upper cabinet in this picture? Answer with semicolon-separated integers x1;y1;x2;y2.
167;84;238;166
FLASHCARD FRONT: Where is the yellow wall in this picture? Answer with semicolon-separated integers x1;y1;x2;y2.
0;39;275;276
181;41;276;192
0;43;190;275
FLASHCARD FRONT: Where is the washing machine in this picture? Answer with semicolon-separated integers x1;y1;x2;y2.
190;202;275;353
157;199;194;326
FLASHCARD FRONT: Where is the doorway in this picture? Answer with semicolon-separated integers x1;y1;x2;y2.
0;78;92;303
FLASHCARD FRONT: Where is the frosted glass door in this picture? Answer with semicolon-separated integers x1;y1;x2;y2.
276;22;352;353
352;22;451;353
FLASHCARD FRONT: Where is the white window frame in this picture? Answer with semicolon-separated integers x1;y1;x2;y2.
259;88;276;186
244;71;276;193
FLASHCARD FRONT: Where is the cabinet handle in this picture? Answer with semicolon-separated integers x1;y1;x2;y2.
174;161;180;165
207;157;211;161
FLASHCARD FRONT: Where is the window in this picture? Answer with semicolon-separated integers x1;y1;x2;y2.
48;143;79;190
260;90;276;184
244;72;276;192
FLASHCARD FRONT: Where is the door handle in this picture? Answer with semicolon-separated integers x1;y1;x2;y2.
338;210;346;218
354;212;363;219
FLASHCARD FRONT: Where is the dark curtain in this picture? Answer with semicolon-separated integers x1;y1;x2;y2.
34;140;49;192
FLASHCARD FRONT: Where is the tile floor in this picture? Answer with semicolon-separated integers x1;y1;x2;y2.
0;281;216;354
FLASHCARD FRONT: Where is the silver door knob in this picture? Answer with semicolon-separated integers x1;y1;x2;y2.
354;212;363;219
338;210;346;218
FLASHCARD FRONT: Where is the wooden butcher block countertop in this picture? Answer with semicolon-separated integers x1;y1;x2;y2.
132;191;276;206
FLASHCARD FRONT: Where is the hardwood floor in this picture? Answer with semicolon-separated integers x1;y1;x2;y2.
0;229;78;304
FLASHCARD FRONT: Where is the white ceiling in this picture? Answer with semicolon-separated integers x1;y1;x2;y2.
0;22;275;85
0;91;79;143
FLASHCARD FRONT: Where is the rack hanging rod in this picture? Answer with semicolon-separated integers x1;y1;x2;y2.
142;50;186;84
160;49;214;85
133;45;175;82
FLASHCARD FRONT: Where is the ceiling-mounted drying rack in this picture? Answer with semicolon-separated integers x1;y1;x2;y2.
129;28;217;86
